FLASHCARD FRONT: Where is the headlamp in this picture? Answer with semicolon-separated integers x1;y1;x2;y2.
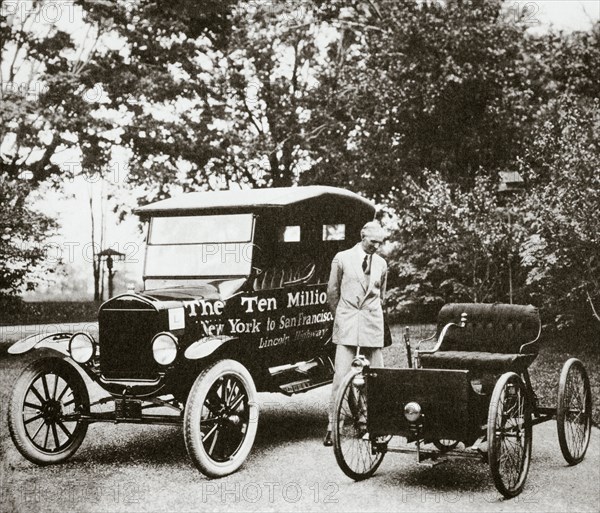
152;332;178;366
69;332;95;364
404;401;422;422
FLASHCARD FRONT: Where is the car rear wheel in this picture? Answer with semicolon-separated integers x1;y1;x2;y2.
488;372;532;498
557;358;591;465
332;369;385;480
184;359;259;478
8;357;89;465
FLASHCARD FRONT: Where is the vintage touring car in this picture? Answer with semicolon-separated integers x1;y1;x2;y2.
7;186;376;477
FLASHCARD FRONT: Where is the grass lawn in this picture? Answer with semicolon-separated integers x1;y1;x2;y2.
385;323;600;426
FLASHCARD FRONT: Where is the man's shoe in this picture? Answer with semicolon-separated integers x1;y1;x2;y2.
323;431;333;447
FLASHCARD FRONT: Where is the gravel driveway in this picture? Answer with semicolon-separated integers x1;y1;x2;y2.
1;329;599;513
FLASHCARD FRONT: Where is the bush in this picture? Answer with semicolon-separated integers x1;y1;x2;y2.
0;301;99;326
385;173;523;316
519;96;600;328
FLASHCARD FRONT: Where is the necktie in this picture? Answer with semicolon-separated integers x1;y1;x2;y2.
362;255;370;274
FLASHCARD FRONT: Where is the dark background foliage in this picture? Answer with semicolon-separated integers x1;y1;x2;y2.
1;0;599;330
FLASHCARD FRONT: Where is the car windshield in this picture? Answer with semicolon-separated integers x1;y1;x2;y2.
145;214;254;277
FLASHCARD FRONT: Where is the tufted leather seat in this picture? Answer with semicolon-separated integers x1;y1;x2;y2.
420;303;541;372
253;262;316;290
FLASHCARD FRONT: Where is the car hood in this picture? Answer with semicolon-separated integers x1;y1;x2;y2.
141;285;221;302
140;277;247;303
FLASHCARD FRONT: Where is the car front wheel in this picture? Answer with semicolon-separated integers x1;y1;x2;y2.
8;357;89;465
183;359;259;478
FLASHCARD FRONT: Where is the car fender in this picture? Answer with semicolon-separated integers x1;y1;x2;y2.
8;332;73;356
184;335;238;360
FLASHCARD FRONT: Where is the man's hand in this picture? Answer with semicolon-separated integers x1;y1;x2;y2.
327;255;342;315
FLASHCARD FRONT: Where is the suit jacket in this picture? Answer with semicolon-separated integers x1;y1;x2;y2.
327;243;388;347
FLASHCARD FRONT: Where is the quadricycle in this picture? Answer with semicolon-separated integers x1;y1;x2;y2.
332;303;592;498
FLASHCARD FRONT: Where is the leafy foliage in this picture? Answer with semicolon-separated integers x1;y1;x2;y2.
1;0;599;329
202;1;327;188
385;173;525;319
303;0;537;197
519;95;600;326
0;0;235;295
0;178;56;298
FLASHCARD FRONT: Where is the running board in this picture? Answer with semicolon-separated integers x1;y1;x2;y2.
269;356;334;395
278;377;332;395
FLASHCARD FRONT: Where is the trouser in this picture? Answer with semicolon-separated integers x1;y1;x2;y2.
327;344;384;430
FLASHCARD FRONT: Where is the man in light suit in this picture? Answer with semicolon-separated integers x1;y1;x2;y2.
323;221;387;446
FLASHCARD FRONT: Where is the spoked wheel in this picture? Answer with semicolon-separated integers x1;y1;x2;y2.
184;359;258;478
8;358;89;465
433;439;459;452
557;358;592;465
488;372;532;499
332;370;385;480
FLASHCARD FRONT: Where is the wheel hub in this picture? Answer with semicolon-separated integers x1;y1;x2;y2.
226;414;241;426
42;400;62;422
215;411;242;426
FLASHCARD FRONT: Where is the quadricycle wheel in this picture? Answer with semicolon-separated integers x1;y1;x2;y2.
557;358;592;465
487;372;532;499
332;370;385;480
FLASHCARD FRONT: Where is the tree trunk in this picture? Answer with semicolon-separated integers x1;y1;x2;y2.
89;192;100;301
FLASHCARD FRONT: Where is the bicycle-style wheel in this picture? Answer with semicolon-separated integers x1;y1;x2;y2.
332;370;384;480
488;372;532;498
557;358;592;465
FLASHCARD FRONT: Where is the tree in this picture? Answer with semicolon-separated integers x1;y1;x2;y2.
519;94;600;326
0;0;235;296
1;0;94;297
529;21;600;101
0;178;56;299
197;1;334;188
302;0;537;198
82;0;236;199
385;173;524;318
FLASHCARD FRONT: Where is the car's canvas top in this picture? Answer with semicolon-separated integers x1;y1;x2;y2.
134;186;374;215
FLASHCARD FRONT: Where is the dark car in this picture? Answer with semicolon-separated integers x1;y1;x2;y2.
7;186;375;477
